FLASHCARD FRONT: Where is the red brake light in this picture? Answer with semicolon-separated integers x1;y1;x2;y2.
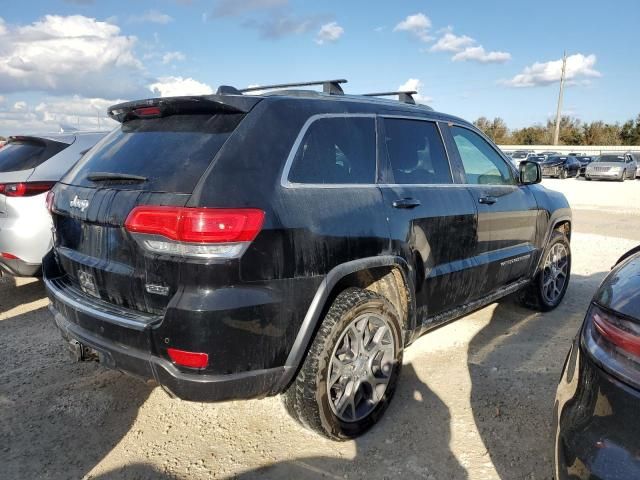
0;182;55;197
125;207;265;244
133;106;162;117
1;252;19;260
593;309;640;357
167;348;208;369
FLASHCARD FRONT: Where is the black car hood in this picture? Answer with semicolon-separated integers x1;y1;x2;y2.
595;250;640;321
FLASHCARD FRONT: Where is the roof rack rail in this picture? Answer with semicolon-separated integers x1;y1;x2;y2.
238;79;347;95
362;91;417;105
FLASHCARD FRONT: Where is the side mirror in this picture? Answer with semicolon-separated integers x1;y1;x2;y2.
519;160;541;185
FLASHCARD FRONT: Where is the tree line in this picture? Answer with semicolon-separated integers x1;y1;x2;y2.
474;115;640;146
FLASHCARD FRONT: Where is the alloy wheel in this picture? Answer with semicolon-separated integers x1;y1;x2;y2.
542;243;569;304
327;313;395;422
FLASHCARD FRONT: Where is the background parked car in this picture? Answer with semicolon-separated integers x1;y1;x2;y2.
510;150;535;166
585;153;638;181
575;155;595;177
541;155;580;179
555;246;640;480
538;150;560;160
629;152;640;178
0;131;106;276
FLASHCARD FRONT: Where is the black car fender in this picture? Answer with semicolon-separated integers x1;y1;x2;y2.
273;255;415;392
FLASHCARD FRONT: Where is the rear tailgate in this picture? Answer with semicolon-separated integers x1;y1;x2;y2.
49;100;250;316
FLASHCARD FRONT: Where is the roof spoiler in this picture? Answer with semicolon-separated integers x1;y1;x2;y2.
107;95;260;123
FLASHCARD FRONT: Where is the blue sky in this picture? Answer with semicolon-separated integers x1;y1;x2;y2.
0;0;638;135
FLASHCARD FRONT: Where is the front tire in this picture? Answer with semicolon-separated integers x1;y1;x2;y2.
619;170;626;182
560;169;567;179
519;232;571;312
283;288;403;440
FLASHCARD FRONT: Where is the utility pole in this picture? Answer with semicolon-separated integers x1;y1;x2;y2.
553;51;567;146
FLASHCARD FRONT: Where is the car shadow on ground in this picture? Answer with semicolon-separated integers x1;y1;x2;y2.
237;362;467;480
0;295;154;479
468;271;607;479
0;276;46;315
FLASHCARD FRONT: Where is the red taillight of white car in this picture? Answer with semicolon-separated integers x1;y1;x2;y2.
124;206;265;259
0;182;55;197
582;303;640;389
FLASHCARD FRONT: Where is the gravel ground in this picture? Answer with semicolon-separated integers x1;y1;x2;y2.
1;179;639;480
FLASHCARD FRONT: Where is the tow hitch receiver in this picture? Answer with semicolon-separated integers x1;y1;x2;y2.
67;340;100;362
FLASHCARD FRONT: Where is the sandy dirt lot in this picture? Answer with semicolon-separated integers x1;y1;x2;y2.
1;178;639;480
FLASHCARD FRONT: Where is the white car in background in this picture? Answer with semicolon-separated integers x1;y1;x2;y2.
0;131;106;276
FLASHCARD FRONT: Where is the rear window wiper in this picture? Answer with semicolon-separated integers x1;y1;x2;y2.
86;172;147;183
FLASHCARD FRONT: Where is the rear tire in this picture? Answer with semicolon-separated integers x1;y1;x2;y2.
519;232;571;312
283;288;403;440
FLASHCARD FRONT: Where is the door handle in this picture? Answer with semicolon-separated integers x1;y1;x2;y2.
392;198;421;209
478;196;497;205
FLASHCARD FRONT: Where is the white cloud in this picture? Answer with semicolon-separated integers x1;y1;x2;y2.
0;15;144;97
504;53;601;88
0;95;123;135
393;13;432;42
148;76;214;97
162;51;186;64
430;32;475;52
452;46;511;64
129;10;173;24
315;21;344;45
0;18;6;35
398;78;433;104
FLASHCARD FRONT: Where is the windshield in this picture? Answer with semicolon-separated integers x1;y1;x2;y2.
512;152;528;159
598;155;625;163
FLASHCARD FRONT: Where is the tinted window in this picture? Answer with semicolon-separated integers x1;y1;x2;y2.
0;139;68;172
288;116;375;184
383;119;452;184
451;127;514;185
65;113;244;192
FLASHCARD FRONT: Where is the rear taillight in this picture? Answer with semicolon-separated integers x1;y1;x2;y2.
582;303;640;389
0;182;55;197
124;206;265;259
167;348;209;369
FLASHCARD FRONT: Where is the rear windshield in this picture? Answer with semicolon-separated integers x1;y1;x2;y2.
64;113;244;192
0;139;68;172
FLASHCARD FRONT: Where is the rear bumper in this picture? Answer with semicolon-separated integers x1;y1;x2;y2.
45;275;287;402
554;338;640;479
0;257;41;277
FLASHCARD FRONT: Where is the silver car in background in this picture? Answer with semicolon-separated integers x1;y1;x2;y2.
585;152;638;182
0;131;106;276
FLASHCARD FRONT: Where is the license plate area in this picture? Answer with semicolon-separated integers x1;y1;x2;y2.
77;270;100;298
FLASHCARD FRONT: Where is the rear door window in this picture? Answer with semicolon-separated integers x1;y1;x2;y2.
65;113;244;192
0;138;68;172
287;116;376;184
383;118;452;184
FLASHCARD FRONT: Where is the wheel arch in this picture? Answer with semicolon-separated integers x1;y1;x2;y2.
534;216;572;276
274;256;416;392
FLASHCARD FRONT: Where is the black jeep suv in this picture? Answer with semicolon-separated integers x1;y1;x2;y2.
44;80;572;440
